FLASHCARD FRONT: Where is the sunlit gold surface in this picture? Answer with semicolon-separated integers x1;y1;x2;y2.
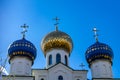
9;51;34;64
88;54;112;65
41;31;73;56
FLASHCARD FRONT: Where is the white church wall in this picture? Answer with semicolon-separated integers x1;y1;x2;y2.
48;64;73;80
10;56;32;76
91;60;112;78
46;49;69;68
73;70;88;80
32;63;88;80
2;76;34;80
32;69;48;80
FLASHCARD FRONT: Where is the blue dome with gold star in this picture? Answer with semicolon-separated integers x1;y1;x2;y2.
8;38;37;64
85;41;114;65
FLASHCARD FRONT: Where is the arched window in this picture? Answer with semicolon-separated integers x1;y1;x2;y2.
41;78;44;80
65;55;68;65
58;75;63;80
48;55;52;65
56;53;61;64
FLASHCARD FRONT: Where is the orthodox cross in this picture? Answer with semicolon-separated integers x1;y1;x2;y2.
21;24;29;38
80;63;85;70
53;17;60;31
93;27;99;42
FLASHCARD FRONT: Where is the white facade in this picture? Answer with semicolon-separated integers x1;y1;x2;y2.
29;49;88;80
2;76;34;80
32;63;88;80
46;49;69;68
3;49;88;80
91;60;112;78
9;56;32;76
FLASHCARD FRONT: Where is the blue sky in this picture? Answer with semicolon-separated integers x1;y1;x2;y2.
0;0;120;79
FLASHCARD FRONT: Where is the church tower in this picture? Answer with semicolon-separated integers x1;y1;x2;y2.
85;28;114;79
41;17;73;69
8;24;37;76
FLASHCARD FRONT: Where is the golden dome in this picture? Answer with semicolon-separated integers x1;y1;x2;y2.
41;30;73;56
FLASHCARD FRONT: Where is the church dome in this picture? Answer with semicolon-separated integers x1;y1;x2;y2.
41;30;73;56
85;41;114;65
8;38;37;63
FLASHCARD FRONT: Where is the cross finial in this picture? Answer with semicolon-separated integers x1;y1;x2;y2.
21;24;29;38
80;63;85;70
53;16;60;31
93;27;99;42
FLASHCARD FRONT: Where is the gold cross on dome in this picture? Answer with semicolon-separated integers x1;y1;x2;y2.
93;27;99;42
21;24;29;38
53;17;60;31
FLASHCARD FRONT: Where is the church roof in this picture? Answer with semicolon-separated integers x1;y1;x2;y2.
8;38;37;64
85;41;114;66
32;62;88;72
41;30;73;56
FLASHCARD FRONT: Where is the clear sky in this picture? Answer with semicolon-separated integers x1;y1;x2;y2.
0;0;120;79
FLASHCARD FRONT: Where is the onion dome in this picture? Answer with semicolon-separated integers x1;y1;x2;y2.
8;24;37;64
41;30;73;56
85;41;114;65
85;27;114;66
8;38;37;64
